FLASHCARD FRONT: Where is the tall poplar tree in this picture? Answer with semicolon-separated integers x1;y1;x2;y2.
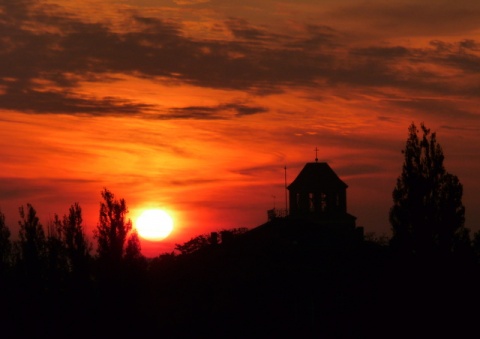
18;204;47;280
389;123;465;254
94;188;132;265
62;203;91;277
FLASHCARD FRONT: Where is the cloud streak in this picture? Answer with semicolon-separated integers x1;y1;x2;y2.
1;0;478;117
164;103;267;119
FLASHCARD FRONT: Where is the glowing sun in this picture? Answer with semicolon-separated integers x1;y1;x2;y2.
136;209;174;241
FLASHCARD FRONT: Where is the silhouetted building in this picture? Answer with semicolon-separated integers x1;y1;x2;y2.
287;162;356;229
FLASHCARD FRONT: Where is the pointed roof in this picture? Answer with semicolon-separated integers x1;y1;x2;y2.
287;162;347;191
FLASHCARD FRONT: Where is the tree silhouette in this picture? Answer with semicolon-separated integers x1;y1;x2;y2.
0;209;12;273
60;203;91;279
389;123;465;255
175;234;210;255
124;229;147;287
94;188;132;265
17;204;47;280
125;229;142;262
46;217;68;288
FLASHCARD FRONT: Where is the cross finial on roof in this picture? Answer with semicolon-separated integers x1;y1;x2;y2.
314;147;319;163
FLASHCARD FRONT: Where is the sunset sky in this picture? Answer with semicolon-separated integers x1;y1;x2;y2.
1;0;479;256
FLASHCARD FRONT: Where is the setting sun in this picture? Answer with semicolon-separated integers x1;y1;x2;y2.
136;209;174;241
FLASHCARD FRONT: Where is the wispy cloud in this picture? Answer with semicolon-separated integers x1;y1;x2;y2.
0;86;154;115
152;103;268;120
1;0;479;117
327;1;480;36
386;98;480;120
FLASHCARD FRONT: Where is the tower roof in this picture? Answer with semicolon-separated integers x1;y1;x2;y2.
287;162;347;191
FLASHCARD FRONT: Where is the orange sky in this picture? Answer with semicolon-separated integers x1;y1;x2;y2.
1;0;479;256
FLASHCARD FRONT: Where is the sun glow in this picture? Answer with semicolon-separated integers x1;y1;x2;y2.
136;209;174;241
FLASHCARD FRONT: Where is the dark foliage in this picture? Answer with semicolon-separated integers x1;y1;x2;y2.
0;209;11;272
60;203;91;278
390;123;466;255
174;234;211;255
174;227;248;255
125;228;142;261
94;188;133;264
17;204;47;282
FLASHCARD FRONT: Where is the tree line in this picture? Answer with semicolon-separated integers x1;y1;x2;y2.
0;187;252;337
0;188;145;285
0;122;479;337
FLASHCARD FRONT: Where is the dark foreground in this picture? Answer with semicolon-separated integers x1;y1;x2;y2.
2;221;479;338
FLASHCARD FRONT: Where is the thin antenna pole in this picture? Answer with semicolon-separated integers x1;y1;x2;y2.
284;165;288;214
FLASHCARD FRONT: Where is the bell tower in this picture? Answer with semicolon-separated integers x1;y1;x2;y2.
287;161;356;228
